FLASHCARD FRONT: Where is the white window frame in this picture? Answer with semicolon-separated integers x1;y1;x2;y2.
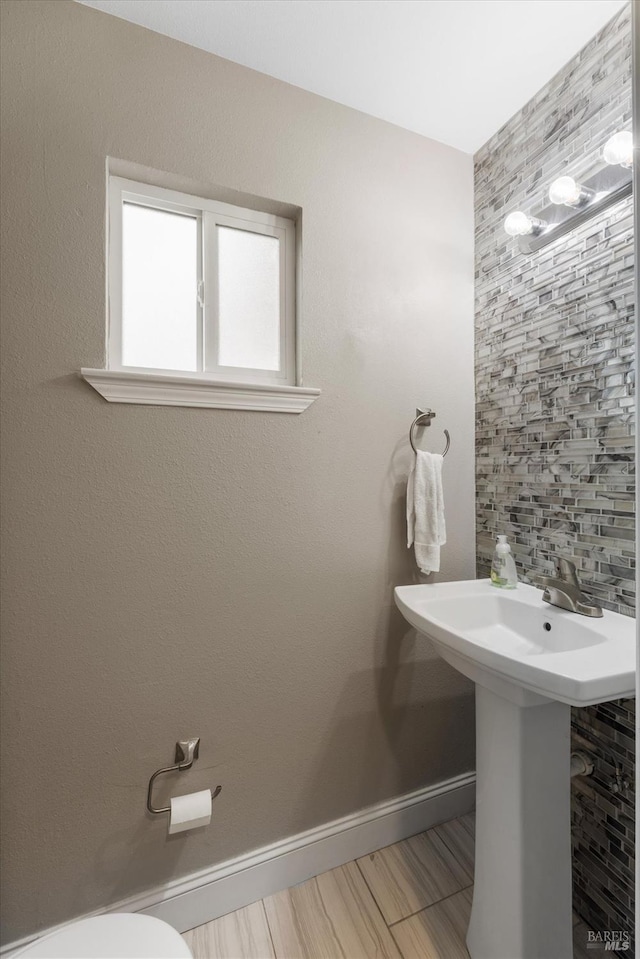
107;176;297;386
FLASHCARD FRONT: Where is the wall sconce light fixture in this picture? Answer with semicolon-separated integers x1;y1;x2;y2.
503;129;632;253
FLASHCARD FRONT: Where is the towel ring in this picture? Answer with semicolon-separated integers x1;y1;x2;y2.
409;412;450;456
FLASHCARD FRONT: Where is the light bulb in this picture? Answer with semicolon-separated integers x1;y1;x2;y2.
504;211;546;237
548;176;583;207
603;130;633;168
504;211;533;236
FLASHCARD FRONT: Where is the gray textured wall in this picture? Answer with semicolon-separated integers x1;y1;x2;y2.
0;0;476;944
474;4;634;941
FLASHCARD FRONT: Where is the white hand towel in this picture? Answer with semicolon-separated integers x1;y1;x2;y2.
407;450;446;574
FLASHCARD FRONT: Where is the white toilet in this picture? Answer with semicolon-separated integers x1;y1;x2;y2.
12;913;192;958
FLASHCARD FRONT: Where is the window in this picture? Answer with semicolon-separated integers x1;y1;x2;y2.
108;177;296;386
82;177;318;411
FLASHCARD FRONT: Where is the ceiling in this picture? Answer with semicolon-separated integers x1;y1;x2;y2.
78;0;628;154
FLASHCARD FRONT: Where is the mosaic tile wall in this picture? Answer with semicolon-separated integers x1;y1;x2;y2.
474;4;635;941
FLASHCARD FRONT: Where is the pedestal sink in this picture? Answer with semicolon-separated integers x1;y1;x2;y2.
394;579;635;959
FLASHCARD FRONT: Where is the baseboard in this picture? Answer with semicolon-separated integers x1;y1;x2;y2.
2;771;475;955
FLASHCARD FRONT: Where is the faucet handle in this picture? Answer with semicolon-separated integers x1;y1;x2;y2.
555;557;580;585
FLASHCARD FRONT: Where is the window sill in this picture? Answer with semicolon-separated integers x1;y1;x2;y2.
80;369;321;413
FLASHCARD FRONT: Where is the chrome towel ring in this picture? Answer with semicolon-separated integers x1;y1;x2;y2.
409;409;450;456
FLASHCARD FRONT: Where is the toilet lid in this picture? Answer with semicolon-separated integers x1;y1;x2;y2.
13;913;192;959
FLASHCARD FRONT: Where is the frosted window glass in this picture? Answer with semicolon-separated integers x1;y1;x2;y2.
218;227;280;371
122;203;198;371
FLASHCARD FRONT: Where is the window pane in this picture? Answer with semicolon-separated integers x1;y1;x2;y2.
122;203;199;371
217;226;280;371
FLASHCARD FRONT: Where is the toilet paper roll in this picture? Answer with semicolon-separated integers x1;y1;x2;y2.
168;790;212;835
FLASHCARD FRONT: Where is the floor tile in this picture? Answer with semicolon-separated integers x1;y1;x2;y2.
432;815;475;877
390;887;472;959
356;827;473;925
458;811;475;837
183;901;275;959
180;817;600;959
263;860;401;959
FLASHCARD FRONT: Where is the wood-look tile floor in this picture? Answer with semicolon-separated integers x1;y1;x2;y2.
184;813;602;958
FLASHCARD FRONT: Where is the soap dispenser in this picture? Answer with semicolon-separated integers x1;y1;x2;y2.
490;535;518;589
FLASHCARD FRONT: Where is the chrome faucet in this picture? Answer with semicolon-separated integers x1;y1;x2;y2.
536;557;603;618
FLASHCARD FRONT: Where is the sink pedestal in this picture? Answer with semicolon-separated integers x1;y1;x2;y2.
466;685;572;959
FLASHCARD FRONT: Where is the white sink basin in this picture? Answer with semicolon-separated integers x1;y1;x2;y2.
394;578;636;959
395;578;635;706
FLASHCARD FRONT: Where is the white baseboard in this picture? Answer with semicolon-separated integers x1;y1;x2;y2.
2;771;475;955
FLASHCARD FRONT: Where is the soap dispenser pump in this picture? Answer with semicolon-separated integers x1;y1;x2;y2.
490;535;518;589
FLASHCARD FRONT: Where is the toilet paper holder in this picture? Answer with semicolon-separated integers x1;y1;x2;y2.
146;738;222;816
